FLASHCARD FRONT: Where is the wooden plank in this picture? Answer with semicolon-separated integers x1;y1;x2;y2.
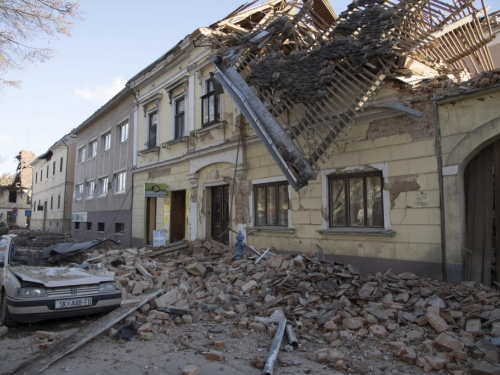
431;9;486;39
11;288;164;375
139;243;187;258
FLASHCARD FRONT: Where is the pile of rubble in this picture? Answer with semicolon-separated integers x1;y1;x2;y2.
80;240;500;374
411;68;500;98
11;231;86;249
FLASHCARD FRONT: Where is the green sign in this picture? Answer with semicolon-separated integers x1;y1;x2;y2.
145;183;167;198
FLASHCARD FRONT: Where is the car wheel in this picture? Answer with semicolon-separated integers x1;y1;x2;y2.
1;293;17;327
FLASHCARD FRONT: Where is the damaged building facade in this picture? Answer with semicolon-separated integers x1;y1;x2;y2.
30;135;76;233
71;88;135;246
128;0;500;283
0;150;35;227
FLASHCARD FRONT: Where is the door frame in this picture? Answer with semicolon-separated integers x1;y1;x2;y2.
202;181;232;246
145;197;157;245
170;190;186;244
211;184;230;246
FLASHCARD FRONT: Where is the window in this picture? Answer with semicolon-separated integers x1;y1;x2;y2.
86;181;95;199
8;191;17;203
101;132;111;152
88;140;97;158
40;169;43;182
35;172;38;184
201;81;218;126
74;222;80;230
60;156;63;173
46;165;49;179
175;97;185;139
115;223;124;235
50;196;53;211
254;182;289;226
147;112;158;148
52;161;56;176
98;177;109;196
114;172;126;193
118;122;128;143
86;222;92;231
77;147;86;163
97;222;105;232
75;183;84;200
329;172;384;228
57;194;61;210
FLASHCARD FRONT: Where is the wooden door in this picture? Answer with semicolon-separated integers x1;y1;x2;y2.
464;139;500;285
212;185;229;245
170;190;186;243
145;197;156;245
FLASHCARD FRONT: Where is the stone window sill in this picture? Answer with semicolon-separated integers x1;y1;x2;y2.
317;228;396;237
162;136;188;149
248;226;295;234
137;147;160;156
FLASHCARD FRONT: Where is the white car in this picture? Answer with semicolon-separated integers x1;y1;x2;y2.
0;234;121;326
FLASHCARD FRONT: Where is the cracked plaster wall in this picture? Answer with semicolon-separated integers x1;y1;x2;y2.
244;86;441;273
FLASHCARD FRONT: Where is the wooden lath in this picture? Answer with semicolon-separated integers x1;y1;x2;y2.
211;0;495;186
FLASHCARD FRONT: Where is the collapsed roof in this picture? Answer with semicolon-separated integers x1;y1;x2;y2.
204;0;497;190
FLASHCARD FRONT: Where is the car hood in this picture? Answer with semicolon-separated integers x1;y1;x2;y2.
9;266;115;288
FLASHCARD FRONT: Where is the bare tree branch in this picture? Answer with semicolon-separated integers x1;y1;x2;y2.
0;0;81;90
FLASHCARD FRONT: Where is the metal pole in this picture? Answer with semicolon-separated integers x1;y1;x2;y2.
285;324;298;349
262;317;287;375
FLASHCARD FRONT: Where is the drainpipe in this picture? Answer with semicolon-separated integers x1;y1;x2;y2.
60;135;75;235
433;94;447;282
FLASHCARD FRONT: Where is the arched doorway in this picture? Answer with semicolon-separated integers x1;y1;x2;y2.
463;139;500;285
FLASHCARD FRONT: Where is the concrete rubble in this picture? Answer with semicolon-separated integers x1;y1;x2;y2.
53;239;500;374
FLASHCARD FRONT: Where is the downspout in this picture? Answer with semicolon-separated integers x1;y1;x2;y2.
61;137;70;235
433;94;447;282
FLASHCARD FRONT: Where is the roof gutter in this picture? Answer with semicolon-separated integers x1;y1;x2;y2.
212;56;317;190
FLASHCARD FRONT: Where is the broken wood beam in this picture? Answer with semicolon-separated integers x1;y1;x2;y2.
10;288;163;375
139;243;187;258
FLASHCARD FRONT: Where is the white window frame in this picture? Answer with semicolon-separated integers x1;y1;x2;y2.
320;163;392;232
98;176;109;197
101;131;111;152
75;183;84;200
77;146;86;163
86;180;95;199
114;171;126;194
88;139;98;158
249;176;294;232
117;121;129;144
59;156;64;174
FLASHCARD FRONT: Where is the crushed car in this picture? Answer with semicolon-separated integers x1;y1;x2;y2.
0;234;122;326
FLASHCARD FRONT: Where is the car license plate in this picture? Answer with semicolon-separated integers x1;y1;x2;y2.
55;298;93;309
